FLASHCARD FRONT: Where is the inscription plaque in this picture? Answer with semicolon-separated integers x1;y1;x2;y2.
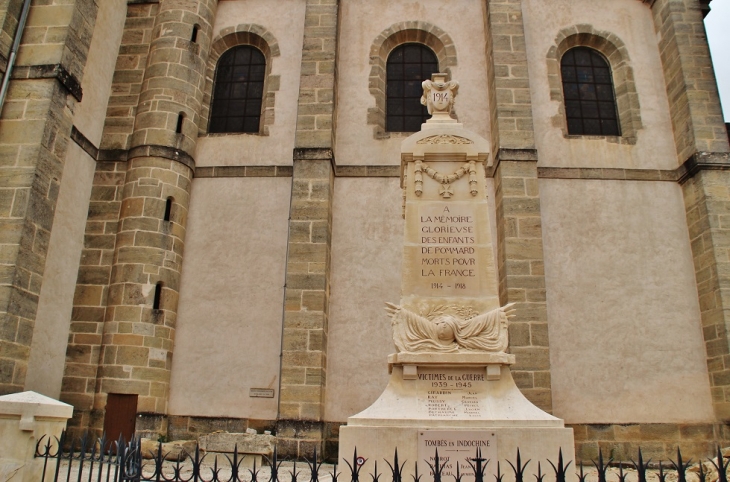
417;367;487;418
415;203;481;297
418;430;497;482
249;388;275;398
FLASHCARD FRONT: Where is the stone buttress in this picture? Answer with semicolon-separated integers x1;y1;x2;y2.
0;0;98;395
277;0;339;459
91;0;218;436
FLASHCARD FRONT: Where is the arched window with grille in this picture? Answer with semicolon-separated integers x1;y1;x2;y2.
561;47;620;136
209;45;266;134
386;44;439;132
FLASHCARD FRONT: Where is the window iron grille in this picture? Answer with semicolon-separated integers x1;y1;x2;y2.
209;45;266;134
386;43;439;133
561;47;620;137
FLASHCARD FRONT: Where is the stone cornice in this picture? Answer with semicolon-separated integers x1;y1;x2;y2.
128;145;196;171
486;148;539;178
195;166;293;178
70;126;98;159
677;151;730;184
13;64;83;101
70;126;196;171
535;152;730;183
72;130;729;183
640;0;713;17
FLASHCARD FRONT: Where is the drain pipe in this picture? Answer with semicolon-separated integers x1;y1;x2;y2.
0;0;32;111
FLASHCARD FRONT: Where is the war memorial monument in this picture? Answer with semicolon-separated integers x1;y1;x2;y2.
338;75;576;482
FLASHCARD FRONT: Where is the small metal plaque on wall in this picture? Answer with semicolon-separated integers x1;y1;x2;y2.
249;388;275;398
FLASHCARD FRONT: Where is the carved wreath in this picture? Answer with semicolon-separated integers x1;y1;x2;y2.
417;135;474;145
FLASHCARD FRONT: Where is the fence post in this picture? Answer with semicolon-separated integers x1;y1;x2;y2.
0;391;73;482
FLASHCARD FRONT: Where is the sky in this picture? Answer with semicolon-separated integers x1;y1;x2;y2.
706;0;730;122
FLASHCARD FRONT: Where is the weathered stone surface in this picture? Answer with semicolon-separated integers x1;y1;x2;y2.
140;438;197;460
198;432;275;456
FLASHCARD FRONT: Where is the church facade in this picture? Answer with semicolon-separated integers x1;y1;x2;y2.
0;0;728;462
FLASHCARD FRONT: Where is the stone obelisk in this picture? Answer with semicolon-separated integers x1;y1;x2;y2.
337;74;575;482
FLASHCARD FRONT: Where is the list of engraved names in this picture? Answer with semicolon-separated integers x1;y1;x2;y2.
417;368;486;419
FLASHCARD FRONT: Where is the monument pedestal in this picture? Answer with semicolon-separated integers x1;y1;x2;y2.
0;391;73;482
338;354;575;482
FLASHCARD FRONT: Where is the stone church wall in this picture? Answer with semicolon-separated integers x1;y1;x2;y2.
325;177;404;422
335;0;492;167
194;0;305;168
169;177;291;421
523;0;677;169
522;0;715;425
540;179;714;423
167;0;306;424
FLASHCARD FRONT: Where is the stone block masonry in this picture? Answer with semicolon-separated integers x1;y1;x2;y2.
100;3;159;151
651;0;729;162
493;154;552;413
61;0;219;436
0;0;726;462
648;0;730;422
61;160;126;433
486;0;536;151
278;154;334;458
277;0;339;459
129;0;216;155
570;422;730;462
0;0;98;396
681;165;730;421
0;0;24;71
94;156;193;419
294;0;338;149
62;1;160;433
486;0;552;413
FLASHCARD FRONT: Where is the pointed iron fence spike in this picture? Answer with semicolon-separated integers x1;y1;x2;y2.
411;460;422;482
715;445;730;482
711;447;721;471
658;461;667;482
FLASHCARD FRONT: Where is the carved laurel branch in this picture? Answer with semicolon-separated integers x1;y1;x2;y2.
416;135;474;145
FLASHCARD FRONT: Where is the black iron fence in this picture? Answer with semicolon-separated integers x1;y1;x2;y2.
34;432;730;482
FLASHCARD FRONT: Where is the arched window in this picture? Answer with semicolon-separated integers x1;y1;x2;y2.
386;44;439;133
561;47;620;136
209;46;266;134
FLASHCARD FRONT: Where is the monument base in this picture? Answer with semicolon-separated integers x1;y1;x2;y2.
338;354;576;482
